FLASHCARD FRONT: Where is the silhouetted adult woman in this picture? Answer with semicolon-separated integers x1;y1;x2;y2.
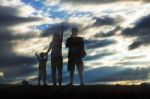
47;33;63;86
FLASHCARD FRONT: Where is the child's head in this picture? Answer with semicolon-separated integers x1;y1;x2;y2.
40;52;45;57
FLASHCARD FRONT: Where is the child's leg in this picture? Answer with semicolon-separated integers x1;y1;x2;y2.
38;69;42;85
43;68;47;85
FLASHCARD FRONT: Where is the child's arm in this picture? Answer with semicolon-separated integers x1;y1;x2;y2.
35;53;40;61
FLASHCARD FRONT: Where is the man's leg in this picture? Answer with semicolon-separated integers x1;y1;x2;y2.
79;71;83;85
77;60;84;85
68;61;75;85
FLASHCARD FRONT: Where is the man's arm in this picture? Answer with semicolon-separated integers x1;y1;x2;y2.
66;38;69;48
66;38;72;48
81;38;84;48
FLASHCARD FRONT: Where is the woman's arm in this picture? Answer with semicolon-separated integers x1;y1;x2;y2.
45;53;48;61
46;43;52;54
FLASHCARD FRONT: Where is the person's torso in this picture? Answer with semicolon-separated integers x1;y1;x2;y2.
39;57;47;67
50;41;62;58
67;37;84;58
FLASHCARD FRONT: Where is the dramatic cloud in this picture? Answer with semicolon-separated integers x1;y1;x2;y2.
89;67;150;83
93;16;123;27
42;22;80;37
122;14;150;50
0;1;50;83
1;0;150;84
85;39;116;49
56;0;150;4
93;26;121;38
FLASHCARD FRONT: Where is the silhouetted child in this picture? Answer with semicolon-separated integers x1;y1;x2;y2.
35;52;48;85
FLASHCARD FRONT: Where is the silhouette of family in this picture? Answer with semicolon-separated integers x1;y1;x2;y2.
35;27;86;86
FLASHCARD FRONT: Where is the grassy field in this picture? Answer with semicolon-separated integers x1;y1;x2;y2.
0;84;150;98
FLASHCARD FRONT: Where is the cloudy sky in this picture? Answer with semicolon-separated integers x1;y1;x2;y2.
0;0;150;85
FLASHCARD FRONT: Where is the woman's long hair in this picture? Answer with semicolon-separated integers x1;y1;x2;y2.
52;33;61;42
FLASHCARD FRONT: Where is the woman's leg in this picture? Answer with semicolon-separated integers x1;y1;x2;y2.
51;63;57;86
58;67;62;86
70;70;74;85
57;57;63;86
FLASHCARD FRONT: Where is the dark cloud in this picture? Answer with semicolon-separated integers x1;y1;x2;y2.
0;64;37;84
62;66;150;83
91;16;122;38
0;30;38;41
84;51;114;61
0;6;43;28
42;22;80;37
128;41;142;50
0;54;36;67
122;15;150;50
93;26;121;38
0;6;43;83
124;55;145;60
0;6;18;17
122;15;150;36
93;17;122;26
84;66;150;83
117;61;150;66
60;0;149;4
85;39;116;49
0;16;42;28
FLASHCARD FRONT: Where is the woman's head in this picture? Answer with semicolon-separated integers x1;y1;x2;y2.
52;33;61;42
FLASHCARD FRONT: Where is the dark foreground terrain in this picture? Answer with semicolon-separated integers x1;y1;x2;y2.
0;84;150;99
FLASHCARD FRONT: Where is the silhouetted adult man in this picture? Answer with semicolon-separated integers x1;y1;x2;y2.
66;27;86;86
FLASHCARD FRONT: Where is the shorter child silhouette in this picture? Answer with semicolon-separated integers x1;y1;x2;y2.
35;52;48;85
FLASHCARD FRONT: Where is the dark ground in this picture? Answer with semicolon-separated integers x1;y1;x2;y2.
0;84;150;99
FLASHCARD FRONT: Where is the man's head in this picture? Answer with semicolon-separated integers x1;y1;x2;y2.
71;27;79;37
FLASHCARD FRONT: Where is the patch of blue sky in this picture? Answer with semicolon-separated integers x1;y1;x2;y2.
22;0;45;10
33;24;52;30
22;0;93;19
